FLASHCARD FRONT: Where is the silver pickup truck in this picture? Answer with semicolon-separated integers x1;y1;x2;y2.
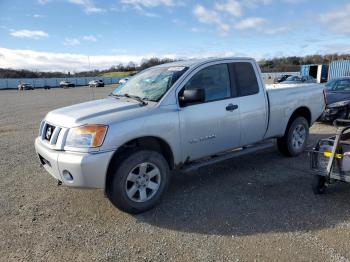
35;57;325;213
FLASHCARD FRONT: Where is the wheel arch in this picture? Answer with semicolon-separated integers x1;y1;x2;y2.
105;136;174;193
285;106;311;134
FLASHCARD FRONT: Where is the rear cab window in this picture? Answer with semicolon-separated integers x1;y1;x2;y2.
229;62;259;97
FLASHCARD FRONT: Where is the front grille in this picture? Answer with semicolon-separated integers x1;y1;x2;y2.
41;122;62;146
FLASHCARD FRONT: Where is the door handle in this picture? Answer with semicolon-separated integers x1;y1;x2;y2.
226;104;238;112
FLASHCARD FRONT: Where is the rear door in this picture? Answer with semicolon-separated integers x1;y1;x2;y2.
178;62;241;161
229;61;268;146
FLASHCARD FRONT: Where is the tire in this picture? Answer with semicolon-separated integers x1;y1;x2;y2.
107;150;170;214
277;116;309;157
312;175;327;194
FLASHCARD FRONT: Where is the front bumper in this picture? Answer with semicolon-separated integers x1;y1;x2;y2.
34;138;114;188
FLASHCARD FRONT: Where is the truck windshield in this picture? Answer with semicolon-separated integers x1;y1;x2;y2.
111;66;188;102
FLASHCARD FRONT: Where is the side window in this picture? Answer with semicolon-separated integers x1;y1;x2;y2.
230;62;259;97
184;63;231;102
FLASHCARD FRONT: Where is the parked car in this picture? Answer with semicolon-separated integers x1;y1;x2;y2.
319;77;350;121
59;81;75;88
35;57;325;214
281;75;316;84
118;78;129;85
273;74;292;83
88;80;104;87
18;83;34;90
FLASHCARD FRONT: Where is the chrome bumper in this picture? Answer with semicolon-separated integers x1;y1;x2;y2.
34;138;114;188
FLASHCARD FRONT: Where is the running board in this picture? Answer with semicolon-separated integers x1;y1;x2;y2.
182;143;274;173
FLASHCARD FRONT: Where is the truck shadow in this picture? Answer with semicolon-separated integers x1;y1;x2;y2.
136;132;350;236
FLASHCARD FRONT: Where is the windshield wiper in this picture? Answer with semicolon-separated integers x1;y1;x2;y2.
109;93;148;106
124;94;148;105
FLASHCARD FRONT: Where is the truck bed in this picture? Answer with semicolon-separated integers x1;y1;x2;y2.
264;83;325;139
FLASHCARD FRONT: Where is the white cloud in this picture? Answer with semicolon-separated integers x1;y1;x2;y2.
120;0;183;18
260;26;290;34
82;35;97;42
234;17;266;30
215;0;242;17
320;3;350;33
120;0;178;8
10;30;48;39
192;1;282;35
190;27;204;33
63;38;81;46
37;0;51;4
242;0;273;8
0;47;239;72
67;0;105;14
32;14;46;18
193;5;230;33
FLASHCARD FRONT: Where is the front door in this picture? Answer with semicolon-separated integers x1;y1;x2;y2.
178;63;241;161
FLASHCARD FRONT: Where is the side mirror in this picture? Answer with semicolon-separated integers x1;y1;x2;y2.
180;89;205;106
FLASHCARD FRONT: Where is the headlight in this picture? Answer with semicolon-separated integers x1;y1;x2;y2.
65;124;108;148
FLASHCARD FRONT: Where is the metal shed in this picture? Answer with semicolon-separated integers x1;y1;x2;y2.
328;60;350;80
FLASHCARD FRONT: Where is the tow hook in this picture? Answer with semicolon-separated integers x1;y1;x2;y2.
57;180;62;186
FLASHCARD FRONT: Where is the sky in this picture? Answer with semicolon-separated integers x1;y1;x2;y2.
0;0;350;72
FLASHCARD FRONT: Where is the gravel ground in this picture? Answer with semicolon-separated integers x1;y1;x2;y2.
1;86;350;262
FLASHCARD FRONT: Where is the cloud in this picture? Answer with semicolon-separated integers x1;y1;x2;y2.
215;0;242;17
193;4;230;33
63;38;81;46
120;0;182;18
190;27;205;33
0;47;239;72
234;17;266;30
320;3;350;33
120;0;177;8
37;0;52;4
82;35;97;42
10;30;48;39
67;0;105;14
260;26;290;34
32;14;46;18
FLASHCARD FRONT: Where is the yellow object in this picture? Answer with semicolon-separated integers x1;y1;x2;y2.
323;152;343;159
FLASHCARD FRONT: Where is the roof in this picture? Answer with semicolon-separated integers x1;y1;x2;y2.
156;57;254;69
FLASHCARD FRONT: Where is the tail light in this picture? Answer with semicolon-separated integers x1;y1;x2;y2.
323;89;327;105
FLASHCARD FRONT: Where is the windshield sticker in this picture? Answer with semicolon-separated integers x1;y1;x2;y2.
167;66;186;72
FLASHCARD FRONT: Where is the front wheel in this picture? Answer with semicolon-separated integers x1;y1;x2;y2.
107;150;170;214
277;117;309;157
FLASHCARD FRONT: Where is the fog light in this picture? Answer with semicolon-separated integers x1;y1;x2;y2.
62;170;73;182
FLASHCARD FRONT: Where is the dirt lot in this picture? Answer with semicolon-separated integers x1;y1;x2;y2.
1;86;350;262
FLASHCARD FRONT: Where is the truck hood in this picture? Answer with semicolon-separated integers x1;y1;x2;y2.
45;97;150;128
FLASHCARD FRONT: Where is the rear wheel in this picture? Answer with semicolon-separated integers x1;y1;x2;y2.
277;117;309;157
107;150;170;214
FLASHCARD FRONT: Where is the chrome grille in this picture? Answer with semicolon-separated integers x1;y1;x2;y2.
41;122;64;147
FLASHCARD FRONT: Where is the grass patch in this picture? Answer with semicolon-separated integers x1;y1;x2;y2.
100;71;137;77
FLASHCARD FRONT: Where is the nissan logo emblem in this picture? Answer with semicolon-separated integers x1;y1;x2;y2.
46;126;52;140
